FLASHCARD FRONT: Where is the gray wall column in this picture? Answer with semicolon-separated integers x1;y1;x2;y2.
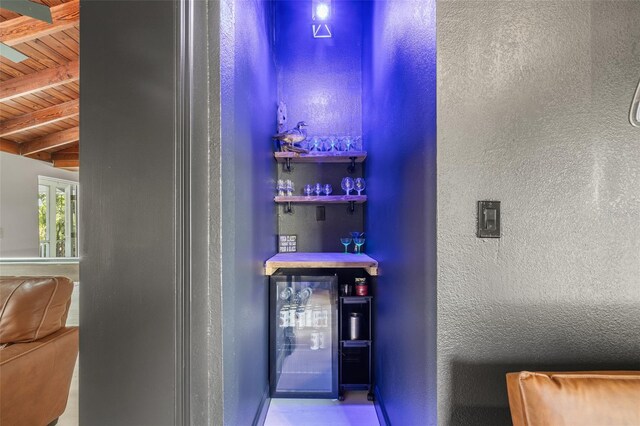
81;0;223;424
438;1;640;424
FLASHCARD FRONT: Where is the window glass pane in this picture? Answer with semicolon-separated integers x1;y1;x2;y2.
70;186;78;257
56;187;66;257
38;178;79;258
38;185;49;257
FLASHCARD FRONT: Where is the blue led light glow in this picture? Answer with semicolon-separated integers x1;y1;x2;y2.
315;3;329;20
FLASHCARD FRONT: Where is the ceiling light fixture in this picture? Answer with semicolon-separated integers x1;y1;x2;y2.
312;0;332;39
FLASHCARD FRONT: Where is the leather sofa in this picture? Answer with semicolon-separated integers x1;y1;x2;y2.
506;371;640;426
0;276;79;426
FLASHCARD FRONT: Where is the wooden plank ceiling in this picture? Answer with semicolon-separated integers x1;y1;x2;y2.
0;0;79;171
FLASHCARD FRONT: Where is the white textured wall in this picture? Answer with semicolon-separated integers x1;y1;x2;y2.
0;152;78;257
437;1;640;424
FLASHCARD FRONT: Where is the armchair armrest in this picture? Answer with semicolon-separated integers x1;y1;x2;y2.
1;327;78;426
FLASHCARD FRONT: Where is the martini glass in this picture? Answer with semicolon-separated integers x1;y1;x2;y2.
340;237;352;254
353;237;365;254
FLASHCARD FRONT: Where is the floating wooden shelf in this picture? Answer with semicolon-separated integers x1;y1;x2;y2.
274;151;367;164
265;252;379;276
274;195;366;204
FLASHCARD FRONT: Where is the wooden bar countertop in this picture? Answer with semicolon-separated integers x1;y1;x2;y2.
264;252;379;276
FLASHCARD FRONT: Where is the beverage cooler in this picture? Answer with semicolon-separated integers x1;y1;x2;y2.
270;272;338;398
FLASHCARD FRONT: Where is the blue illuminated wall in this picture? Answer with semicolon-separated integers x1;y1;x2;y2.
273;2;437;423
363;1;437;425
275;0;364;136
274;0;366;250
220;0;277;424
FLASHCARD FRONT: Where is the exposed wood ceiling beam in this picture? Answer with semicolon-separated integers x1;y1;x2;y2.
0;99;79;137
52;143;78;154
0;0;79;46
0;60;78;102
26;151;52;162
0;138;20;154
52;151;78;168
20;126;79;155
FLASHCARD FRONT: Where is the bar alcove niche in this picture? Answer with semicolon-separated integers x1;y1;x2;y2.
219;1;436;424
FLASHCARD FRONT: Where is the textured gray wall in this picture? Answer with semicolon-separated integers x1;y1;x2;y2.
220;0;277;424
437;1;640;425
191;0;224;423
80;1;178;424
363;1;438;424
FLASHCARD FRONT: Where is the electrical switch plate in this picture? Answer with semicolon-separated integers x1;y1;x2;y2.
316;206;325;221
477;201;500;238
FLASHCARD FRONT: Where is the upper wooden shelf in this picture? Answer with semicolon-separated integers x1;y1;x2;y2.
274;195;366;204
274;151;367;164
265;252;379;276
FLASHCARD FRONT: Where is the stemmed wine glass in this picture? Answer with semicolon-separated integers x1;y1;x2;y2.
340;237;352;254
319;136;328;152
277;179;285;196
285;180;294;196
341;177;354;195
304;184;313;197
353;237;365;254
354;178;366;195
310;136;321;152
323;184;333;196
342;136;353;152
353;136;363;151
327;135;337;152
314;183;323;196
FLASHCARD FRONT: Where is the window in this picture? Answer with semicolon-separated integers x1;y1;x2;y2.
38;177;79;258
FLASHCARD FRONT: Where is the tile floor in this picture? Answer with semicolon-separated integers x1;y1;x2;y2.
265;392;380;426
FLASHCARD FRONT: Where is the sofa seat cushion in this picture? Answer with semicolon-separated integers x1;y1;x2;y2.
507;371;640;426
0;277;73;344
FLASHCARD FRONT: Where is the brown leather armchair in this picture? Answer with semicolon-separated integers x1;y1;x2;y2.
0;277;79;426
506;371;640;426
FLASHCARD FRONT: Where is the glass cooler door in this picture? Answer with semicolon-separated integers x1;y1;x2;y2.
270;274;338;398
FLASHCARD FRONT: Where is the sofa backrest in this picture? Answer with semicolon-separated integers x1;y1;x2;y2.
506;371;640;426
0;276;73;344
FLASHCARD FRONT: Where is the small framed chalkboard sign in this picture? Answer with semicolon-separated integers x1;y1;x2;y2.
278;235;297;253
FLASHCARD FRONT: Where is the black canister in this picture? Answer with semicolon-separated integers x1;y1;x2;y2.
349;312;362;340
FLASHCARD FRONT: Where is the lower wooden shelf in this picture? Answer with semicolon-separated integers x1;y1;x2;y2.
264;252;379;276
274;195;366;204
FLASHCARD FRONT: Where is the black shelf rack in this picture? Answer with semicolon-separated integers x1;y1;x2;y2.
338;296;373;401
